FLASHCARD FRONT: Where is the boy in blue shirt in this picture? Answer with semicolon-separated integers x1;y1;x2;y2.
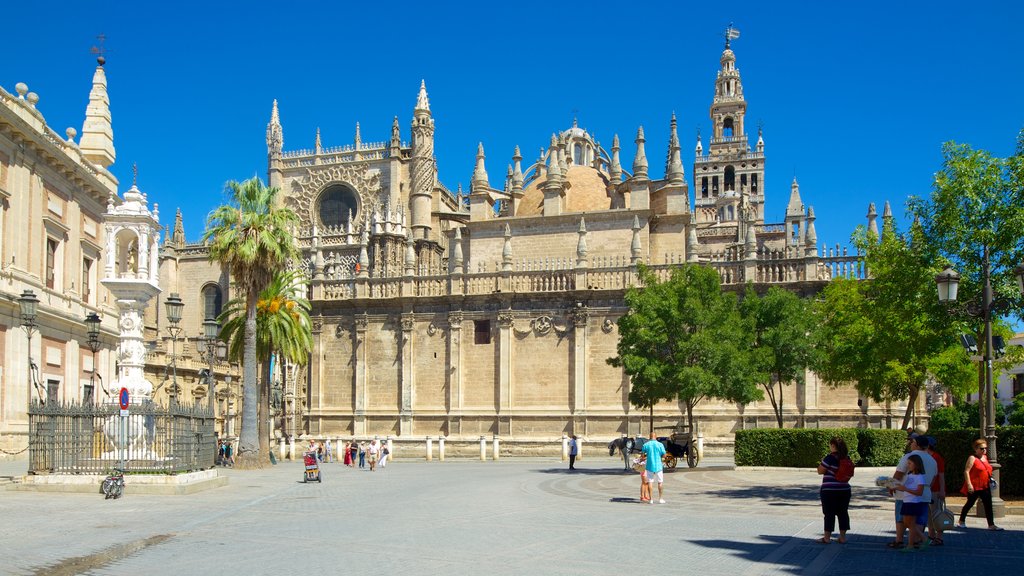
642;432;667;504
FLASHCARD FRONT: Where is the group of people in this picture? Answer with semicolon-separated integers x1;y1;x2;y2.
334;439;390;471
216;441;234;467
816;428;1003;550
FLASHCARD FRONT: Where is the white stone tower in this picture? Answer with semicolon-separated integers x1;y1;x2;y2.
101;172;162;401
409;80;436;241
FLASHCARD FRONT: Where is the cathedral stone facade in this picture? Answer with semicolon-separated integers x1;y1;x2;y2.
157;40;914;447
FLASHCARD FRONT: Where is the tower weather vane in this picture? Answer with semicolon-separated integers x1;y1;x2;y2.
724;24;740;48
90;33;108;65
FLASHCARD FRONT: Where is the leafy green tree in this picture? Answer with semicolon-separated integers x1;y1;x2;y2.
740;285;815;428
608;264;761;434
813;217;972;430
220;269;312;457
204;177;299;467
1008;394;1024;427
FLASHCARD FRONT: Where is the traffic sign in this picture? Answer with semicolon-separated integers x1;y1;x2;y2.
119;387;130;413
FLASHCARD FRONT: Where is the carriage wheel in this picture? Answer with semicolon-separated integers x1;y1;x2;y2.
663;454;677;470
687;443;699;468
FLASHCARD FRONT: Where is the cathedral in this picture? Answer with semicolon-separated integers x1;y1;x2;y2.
2;37;912;458
159;38;891;449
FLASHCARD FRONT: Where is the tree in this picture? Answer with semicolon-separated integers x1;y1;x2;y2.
204;177;299;467
608;264;761;434
813;217;973;430
740;285;815;428
219;268;312;458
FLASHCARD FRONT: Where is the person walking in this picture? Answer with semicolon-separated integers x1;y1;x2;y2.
958;439;1003;531
358;442;366;468
380;441;391;468
568;435;579;470
351;440;359;467
325;439;333;463
224;441;234;467
816;437;853;544
368;439;380;471
641;432;666;504
343;441;352;467
925;437;947;545
886;432;936;549
894;454;929;551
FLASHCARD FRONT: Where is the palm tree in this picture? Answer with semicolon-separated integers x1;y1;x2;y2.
220;269;312;458
204;177;299;467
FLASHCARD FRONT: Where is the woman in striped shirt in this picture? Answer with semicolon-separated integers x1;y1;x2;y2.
816;436;852;544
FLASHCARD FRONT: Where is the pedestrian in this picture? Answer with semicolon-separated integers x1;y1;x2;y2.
316;441;324;462
380;441;391;468
368;439;380;471
358;442;366;468
218;442;226;466
641;432;666;504
343;441;352;467
568;435;578;470
886;432;936;549
224;441;234;467
925;437;947;545
958;438;1003;531
351;440;359;467
816;436;853;544
894;454;928;551
638;457;651;503
325;439;333;463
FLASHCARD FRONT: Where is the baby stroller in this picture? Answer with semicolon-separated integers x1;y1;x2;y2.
303;451;322;483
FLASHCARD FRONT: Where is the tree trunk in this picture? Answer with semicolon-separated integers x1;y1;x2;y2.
686;402;695;434
235;290;265;469
258;357;271;463
649;404;654;436
900;385;919;431
776;379;784;429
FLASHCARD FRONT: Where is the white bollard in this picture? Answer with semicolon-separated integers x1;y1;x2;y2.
426;436;434;461
279;437;286;460
387;436;394;464
479;435;487;461
288;438;296;461
697;432;704;462
493;435;500;461
577;436;583;462
439;436;446;461
561;434;568;461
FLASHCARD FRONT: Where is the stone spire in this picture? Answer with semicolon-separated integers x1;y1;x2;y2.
404;235;416;275
389;116;401;156
354;122;362;149
171;208;186;248
452;227;464;271
266;99;283;156
630;215;643;265
358;228;370;278
80;58;115;168
882;200;893;220
609;134;622;182
415;79;430;113
471;142;489;192
695;130;703;158
786;177;804;216
687;225;699;263
511;146;524;190
744;218;757;256
315;128;322;154
546;134;562;181
756;125;764;153
502;224;513;272
632;126;648;179
665;114;684;183
867;202;878;236
806;206;818;248
576;218;588;267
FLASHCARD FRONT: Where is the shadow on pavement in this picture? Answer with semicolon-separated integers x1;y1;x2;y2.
535;467;632;475
707;485;892;506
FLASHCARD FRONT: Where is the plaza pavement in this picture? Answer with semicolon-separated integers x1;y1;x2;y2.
1;456;1021;576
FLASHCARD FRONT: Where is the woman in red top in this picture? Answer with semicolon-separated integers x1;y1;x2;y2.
958;439;1003;530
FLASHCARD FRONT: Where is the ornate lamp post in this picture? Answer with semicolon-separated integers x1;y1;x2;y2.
200;318;226;413
164;293;184;403
18;289;40;408
936;257;1024;519
84;312;102;403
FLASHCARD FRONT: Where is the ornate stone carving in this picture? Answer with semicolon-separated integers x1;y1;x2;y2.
427;322;439;336
355;314;369;331
511;314;570;337
447;311;463;329
335;323;349;339
497;311;515;328
602;318;616;333
286;163;383;229
572;305;589;327
311;316;324;333
401;315;415;332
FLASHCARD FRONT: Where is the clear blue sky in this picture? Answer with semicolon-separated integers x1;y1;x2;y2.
6;1;1023;253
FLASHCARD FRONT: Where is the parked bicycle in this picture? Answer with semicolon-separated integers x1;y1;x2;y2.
101;467;125;499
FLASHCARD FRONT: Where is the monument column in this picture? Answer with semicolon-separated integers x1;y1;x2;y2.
497;311;514;414
400;313;415;435
353;314;369;435
572;305;589;424
447;311;464;436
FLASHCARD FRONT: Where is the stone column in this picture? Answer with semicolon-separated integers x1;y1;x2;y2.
439;436;446;461
493;435;500;461
497;311;514;413
571;306;589;417
479;435;487;461
426;436;433;461
400;313;415;435
309;316;323;434
353;314;368;435
561;434;568;461
447;312;463;417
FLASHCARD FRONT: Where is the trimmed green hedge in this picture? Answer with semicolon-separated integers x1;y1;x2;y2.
734;428;904;468
930;427;1024;497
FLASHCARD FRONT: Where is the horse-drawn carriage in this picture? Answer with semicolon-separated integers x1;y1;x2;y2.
608;425;700;471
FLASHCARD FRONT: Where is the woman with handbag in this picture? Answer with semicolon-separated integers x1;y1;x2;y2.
958;439;1003;531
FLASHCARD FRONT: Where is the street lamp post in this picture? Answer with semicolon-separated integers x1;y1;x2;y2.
936;254;1024;519
201;318;225;413
18;289;40;412
84;312;102;404
164;293;184;404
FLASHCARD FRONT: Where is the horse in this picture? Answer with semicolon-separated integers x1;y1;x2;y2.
607;436;642;471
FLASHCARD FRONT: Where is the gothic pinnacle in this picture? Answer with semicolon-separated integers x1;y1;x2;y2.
472;142;489;190
666;113;684;183
633;126;648;179
415;79;431;113
609;134;622;182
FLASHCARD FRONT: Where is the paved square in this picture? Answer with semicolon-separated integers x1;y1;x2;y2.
1;457;1020;575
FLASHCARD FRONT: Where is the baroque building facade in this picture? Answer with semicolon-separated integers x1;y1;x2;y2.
160;40;918;446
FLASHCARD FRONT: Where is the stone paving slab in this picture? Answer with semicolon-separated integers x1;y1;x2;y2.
0;457;1020;575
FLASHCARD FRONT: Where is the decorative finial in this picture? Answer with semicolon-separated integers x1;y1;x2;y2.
132;162;138;187
90;33;108;66
724;23;740;49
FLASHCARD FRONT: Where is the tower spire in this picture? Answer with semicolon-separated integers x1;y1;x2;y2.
632;126;648;179
609;134;622;182
415;79;430;113
471;142;489;191
665;114;684;183
80;58;115;168
266;99;283;156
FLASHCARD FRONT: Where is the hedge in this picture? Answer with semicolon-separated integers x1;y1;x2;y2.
734;428;904;468
734;427;1023;496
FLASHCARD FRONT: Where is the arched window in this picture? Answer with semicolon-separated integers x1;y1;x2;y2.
317;184;359;229
202;284;223;322
573;144;583;166
727;205;734;221
723;117;734;138
724;166;735;191
701;177;709;198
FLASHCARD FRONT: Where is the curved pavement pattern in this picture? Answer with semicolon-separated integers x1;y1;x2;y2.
0;457;1020;575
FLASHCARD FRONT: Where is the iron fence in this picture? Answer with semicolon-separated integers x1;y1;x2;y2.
27;399;216;475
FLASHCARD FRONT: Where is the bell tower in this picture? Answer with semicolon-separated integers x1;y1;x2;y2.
693;27;766;225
